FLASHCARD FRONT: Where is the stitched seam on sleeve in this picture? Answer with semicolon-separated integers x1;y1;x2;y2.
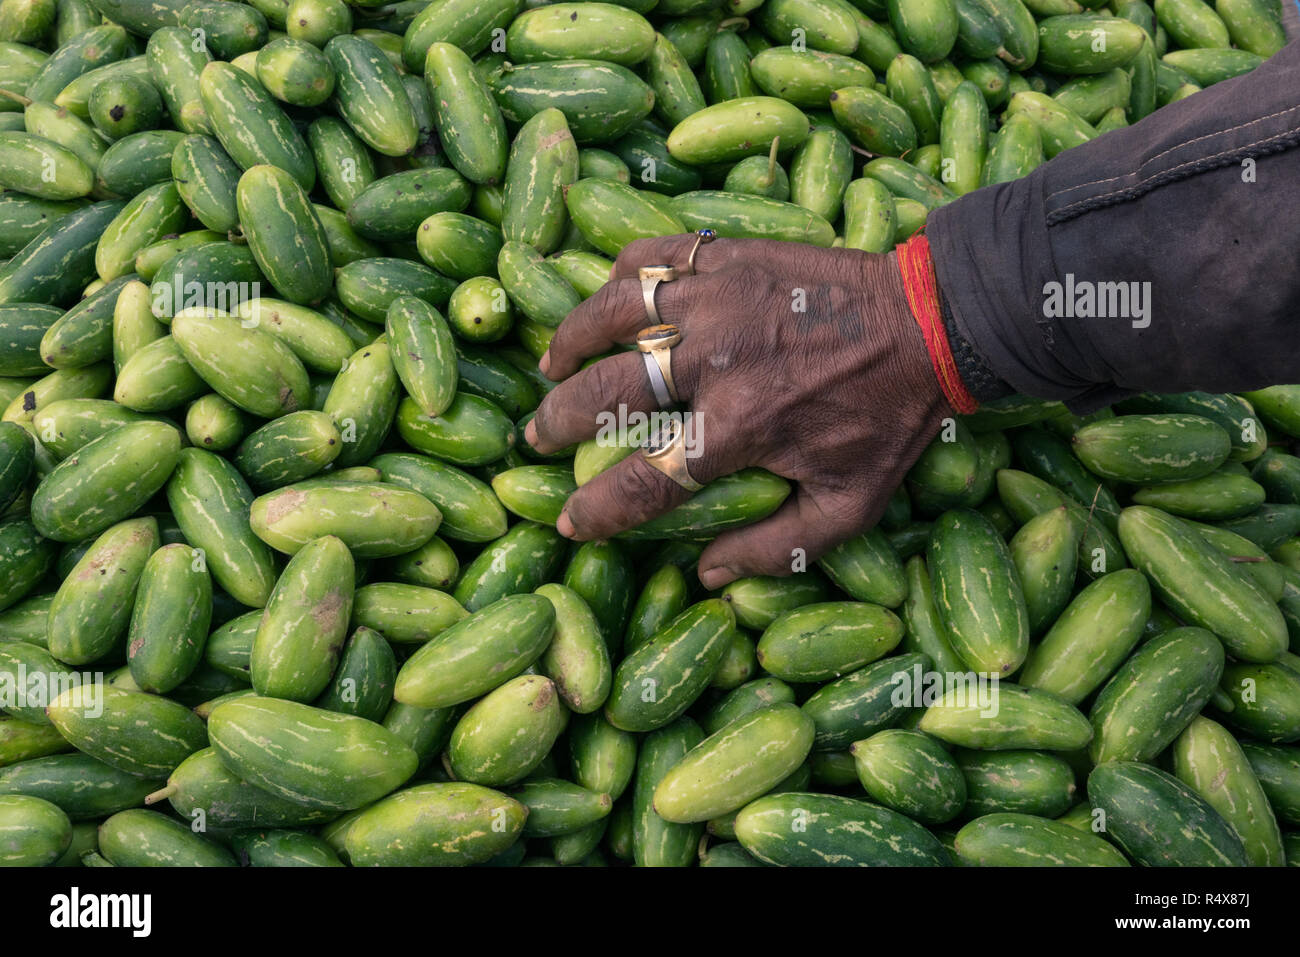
1043;102;1300;204
1046;127;1300;225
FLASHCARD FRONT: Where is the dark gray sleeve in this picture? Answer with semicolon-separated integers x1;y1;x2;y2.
927;37;1300;414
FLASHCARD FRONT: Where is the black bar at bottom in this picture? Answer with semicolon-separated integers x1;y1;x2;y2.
6;865;1278;943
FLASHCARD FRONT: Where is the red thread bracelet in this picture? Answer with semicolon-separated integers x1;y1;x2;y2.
896;233;979;415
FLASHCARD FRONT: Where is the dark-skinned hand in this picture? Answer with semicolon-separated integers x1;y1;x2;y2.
524;234;955;591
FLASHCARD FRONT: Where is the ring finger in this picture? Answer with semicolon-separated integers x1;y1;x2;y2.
557;413;739;541
527;347;687;455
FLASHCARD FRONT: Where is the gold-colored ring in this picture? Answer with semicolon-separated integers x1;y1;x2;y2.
639;264;677;325
641;417;703;492
636;323;681;352
686;228;717;276
636;323;681;404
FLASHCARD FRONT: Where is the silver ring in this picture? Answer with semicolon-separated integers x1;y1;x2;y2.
636;323;681;406
642;351;673;408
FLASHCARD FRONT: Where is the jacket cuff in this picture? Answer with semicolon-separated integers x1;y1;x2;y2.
939;291;1015;404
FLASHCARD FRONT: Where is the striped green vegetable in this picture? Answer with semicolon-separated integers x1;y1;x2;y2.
735;792;950;866
424;41;508;185
0;794;72;866
1088;626;1225;763
31;421;180;543
127;542;212;694
756;602;903;683
954;813;1128;866
236;165;332;304
323;34;418;157
159;747;338;828
0;201;123;306
447;674;567;785
47;684;206;778
248;480;441;558
928;507;1030;675
199;61;314;190
251;535;354;702
1019;569;1150;704
488;59;656;145
207;695;418;810
1173;715;1284;866
393;593;555;709
166;447;278;608
1118;505;1288;662
1087;761;1247;866
606;599;736;732
653;704;814;822
345;782;526;866
850;727;966;825
918;682;1093;751
632;716;704;867
171;311;311;417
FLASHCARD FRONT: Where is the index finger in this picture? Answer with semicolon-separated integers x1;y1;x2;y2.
611;235;809;280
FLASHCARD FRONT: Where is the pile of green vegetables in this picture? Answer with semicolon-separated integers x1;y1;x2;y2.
0;0;1296;868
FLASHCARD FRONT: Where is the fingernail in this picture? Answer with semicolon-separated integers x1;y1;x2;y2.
698;565;735;591
524;419;538;448
538;351;551;375
556;511;575;539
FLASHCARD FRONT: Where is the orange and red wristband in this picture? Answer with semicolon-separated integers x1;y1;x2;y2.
896;233;979;415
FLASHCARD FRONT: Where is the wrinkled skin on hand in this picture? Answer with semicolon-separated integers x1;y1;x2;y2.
524;234;954;590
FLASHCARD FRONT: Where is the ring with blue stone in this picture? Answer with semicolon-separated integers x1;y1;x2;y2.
687;228;716;275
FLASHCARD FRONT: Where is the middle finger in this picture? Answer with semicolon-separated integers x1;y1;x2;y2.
528;349;659;455
529;326;712;453
542;270;700;380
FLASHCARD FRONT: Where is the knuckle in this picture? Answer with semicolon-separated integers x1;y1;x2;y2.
727;262;766;290
617;236;685;276
616;238;657;267
548;280;637;367
671;344;700;401
582;280;616;315
562;491;604;536
748;551;797;577
713;265;776;311
751;239;791;262
611;280;646;332
544;328;573;369
809;500;879;557
816;487;876;528
547;309;586;362
565;457;668;536
583;355;626;407
565;476;629;532
568;293;608;339
530;392;563;446
582;280;641;341
656;281;689;325
684;425;733;484
620;456;673;510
